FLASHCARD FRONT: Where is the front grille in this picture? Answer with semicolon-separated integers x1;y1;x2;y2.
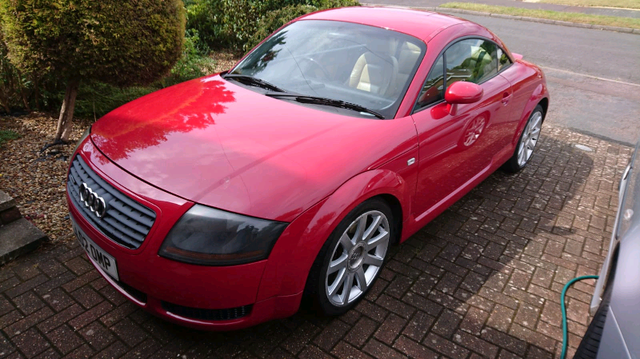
161;301;252;321
67;155;156;249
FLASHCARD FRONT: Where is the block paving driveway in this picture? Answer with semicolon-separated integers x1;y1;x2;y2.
0;125;632;359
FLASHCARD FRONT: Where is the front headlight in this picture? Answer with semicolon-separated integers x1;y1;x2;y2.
158;205;288;266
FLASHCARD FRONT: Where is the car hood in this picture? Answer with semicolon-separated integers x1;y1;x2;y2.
90;75;417;222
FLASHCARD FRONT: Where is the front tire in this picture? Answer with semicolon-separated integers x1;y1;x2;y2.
306;198;393;316
503;104;544;173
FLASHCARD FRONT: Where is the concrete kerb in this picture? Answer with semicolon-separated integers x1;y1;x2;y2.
363;3;639;35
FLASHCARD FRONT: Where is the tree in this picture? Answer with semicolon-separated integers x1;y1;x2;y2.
0;22;30;114
0;0;185;142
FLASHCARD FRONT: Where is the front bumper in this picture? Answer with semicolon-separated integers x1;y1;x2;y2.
66;138;301;330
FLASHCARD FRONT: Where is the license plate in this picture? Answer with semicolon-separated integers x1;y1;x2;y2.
72;221;120;281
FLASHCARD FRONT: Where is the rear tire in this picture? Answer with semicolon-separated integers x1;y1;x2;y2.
305;198;393;316
573;301;608;359
502;104;544;173
575;247;618;359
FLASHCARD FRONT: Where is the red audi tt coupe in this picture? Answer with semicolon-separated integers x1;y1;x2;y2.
66;7;549;330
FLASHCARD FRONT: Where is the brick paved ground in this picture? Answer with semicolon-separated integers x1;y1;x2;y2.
0;125;632;359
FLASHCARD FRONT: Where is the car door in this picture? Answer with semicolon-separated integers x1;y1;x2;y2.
411;38;513;218
497;48;538;138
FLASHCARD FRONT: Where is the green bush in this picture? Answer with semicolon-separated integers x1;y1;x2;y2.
261;0;359;12
163;29;217;87
0;24;29;114
186;0;257;51
186;0;359;52
246;5;317;51
0;0;186;87
73;30;217;120
0;24;216;120
0;0;186;141
72;83;156;120
249;0;360;52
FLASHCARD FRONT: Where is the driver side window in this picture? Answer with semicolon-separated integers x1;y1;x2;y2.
415;38;502;112
415;55;444;109
445;39;498;87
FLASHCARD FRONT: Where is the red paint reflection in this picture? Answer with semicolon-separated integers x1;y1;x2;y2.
91;79;235;161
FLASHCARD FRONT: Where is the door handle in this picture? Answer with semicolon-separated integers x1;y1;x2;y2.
501;92;511;105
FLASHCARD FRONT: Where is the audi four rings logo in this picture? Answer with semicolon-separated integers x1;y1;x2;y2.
79;183;108;218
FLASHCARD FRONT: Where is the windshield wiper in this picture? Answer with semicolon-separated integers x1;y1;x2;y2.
223;73;285;93
265;93;385;119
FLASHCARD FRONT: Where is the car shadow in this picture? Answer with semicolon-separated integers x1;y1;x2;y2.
126;129;618;358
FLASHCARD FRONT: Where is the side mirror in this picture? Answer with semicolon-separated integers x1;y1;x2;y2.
445;81;483;104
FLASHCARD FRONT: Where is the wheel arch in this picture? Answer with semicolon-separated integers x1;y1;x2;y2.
512;83;549;147
257;168;410;304
538;97;549;119
377;193;403;245
301;169;408;269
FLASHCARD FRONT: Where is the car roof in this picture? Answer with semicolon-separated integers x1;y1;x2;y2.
300;6;468;42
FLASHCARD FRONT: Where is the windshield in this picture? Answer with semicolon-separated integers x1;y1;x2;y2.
229;20;425;119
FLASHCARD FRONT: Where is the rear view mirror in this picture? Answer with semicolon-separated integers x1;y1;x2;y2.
445;81;483;104
444;81;483;116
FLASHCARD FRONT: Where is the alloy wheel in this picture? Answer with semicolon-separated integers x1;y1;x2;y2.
517;110;542;167
325;210;390;307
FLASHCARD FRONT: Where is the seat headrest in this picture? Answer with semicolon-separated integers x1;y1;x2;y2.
398;42;421;73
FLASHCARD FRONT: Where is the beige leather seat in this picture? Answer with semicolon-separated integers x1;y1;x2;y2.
390;42;422;96
348;52;398;97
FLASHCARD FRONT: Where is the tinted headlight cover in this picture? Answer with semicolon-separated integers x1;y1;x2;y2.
159;205;288;266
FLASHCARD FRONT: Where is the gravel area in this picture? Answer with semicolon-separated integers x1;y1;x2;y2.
0;114;90;241
212;51;242;72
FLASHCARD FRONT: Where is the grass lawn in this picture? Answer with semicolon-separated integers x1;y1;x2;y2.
539;0;640;9
439;2;640;29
